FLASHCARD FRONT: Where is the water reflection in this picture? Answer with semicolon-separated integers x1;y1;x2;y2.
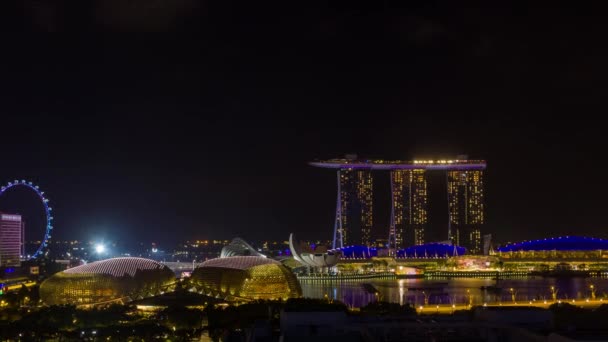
300;277;608;308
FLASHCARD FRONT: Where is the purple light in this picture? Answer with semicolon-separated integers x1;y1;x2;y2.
497;236;608;252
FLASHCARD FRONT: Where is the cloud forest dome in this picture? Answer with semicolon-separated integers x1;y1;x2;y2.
497;236;608;252
64;257;170;277
220;237;265;258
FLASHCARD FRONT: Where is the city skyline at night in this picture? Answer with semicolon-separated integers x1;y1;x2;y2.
3;3;608;341
2;3;608;247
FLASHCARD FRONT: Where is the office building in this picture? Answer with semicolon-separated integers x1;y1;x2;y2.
0;213;23;267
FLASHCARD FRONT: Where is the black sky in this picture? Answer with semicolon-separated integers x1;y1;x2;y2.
1;2;608;248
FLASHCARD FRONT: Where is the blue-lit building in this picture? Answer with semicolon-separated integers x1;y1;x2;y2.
397;243;466;258
331;243;466;259
496;236;608;261
331;245;378;259
497;236;608;252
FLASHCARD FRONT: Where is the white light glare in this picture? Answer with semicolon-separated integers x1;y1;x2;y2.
95;244;106;254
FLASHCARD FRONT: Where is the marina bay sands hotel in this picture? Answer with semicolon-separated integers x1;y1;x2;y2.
310;156;486;254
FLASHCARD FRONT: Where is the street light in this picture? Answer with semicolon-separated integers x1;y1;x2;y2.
422;291;429;306
509;288;517;304
590;284;596;300
550;286;558;302
95;244;106;254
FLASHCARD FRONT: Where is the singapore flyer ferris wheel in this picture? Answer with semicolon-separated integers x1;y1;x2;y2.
0;179;53;259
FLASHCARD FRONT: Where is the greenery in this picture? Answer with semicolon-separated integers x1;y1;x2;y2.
0;297;420;340
158;306;204;330
0;304;166;340
0;284;40;308
548;302;608;333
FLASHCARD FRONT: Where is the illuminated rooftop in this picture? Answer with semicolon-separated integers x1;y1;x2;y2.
64;257;169;277
496;236;608;252
309;158;486;170
330;245;378;259
398;243;466;258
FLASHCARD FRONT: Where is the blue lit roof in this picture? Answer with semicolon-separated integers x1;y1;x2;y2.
397;243;465;258
329;243;466;259
331;245;378;258
496;236;608;252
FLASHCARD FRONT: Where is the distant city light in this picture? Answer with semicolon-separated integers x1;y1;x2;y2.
95;244;106;254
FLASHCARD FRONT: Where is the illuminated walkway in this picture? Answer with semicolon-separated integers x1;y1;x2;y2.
416;298;608;315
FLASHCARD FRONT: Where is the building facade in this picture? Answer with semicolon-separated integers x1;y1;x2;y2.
390;170;428;249
447;170;485;254
312;157;486;253
0;213;23;267
338;169;373;247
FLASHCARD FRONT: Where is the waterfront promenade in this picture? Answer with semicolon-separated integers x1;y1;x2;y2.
416;298;608;315
297;272;395;282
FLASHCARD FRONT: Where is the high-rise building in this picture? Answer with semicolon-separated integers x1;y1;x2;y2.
390;170;428;249
411;170;428;246
339;169;373;246
447;170;485;254
0;213;23;267
313;157;486;253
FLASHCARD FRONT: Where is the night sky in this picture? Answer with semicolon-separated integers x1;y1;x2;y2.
1;2;607;248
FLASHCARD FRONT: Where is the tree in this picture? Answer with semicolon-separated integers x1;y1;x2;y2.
18;284;29;306
158;306;204;332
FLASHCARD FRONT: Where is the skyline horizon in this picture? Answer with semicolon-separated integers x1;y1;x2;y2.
4;150;608;249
